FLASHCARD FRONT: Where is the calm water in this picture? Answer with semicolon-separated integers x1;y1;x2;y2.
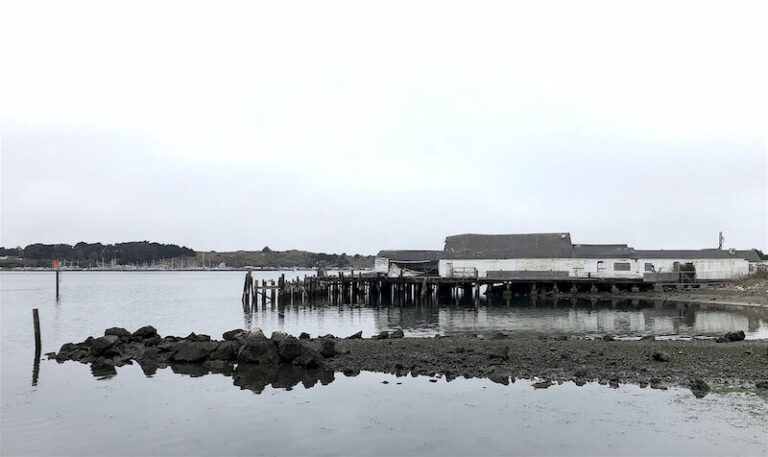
2;271;767;456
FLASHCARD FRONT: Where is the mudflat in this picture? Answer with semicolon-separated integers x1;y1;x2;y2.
329;335;768;390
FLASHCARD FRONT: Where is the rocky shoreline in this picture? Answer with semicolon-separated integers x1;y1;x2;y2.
48;326;768;397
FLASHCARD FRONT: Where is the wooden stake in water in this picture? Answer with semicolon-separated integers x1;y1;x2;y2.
33;308;41;352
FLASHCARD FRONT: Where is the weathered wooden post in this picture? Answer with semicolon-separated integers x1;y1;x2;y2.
270;279;276;304
33;308;41;352
242;271;253;311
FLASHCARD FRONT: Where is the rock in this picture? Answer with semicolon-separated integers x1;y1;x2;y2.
104;327;131;338
390;329;404;339
292;346;324;369
602;335;615;342
715;336;729;343
157;340;179;353
724;331;746;342
208;340;240;361
322;334;336;339
316;338;336;358
90;335;119;356
185;332;198;340
237;336;280;365
640;335;656;341
172;341;218;362
372;331;389;340
195;334;211;342
755;381;768;390
690;379;710;398
132;326;158;339
652;351;670;362
488;369;509;385
532;380;553;389
299;332;311;340
270;331;290;342
275;334;303;363
143;336;161;347
222;329;247;341
346;331;363;339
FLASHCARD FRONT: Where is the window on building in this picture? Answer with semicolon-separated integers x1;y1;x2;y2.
644;263;655;272
614;262;631;271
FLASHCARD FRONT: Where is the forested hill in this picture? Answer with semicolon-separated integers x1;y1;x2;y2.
0;242;375;269
195;250;374;269
0;242;194;267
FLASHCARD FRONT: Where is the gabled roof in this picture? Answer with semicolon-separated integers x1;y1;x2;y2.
443;233;573;259
635;249;760;261
736;250;762;262
376;250;443;261
573;244;636;258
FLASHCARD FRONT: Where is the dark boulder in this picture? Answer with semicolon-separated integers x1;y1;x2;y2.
390;329;404;339
652;351;670;362
157;340;179;353
371;331;389;340
725;331;746;342
132;326;158;339
755;381;768;390
209;340;240;361
195;334;211;342
237;336;280;365
690;379;710;398
172;341;218;363
532;380;553;389
143;336;162;347
90;335;119;356
488;369;510;385
316;338;336;358
346;331;363;339
222;329;247;341
299;332;311;340
292;346;324;369
104;327;131;338
602;335;615;342
273;333;303;363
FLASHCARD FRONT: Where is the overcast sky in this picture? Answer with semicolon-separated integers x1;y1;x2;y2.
1;0;766;254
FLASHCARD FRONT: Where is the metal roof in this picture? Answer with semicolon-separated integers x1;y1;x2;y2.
443;233;573;259
635;249;761;261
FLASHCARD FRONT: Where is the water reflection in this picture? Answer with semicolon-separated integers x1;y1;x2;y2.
84;361;337;395
247;296;768;339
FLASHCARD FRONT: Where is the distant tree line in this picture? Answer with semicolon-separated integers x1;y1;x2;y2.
0;242;195;265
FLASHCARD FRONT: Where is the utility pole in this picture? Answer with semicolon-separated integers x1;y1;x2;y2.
718;231;724;250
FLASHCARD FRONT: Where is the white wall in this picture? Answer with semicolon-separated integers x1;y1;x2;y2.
374;256;389;274
438;257;751;280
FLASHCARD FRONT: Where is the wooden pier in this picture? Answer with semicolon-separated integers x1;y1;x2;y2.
240;271;704;311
